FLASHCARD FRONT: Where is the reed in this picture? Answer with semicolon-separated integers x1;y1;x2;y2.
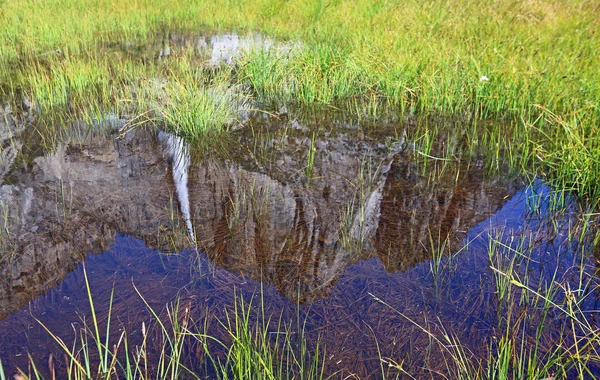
21;266;325;380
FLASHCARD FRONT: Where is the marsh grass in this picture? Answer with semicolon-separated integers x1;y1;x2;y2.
18;263;326;380
1;0;599;198
339;155;384;250
427;227;453;282
373;256;600;379
0;203;14;257
150;60;249;141
304;131;317;181
529;106;600;202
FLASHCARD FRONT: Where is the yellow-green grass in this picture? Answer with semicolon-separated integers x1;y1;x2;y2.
0;0;599;201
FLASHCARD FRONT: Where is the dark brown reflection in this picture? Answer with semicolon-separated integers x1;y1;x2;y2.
374;158;518;272
188;120;521;301
0;127;189;319
0;111;520;319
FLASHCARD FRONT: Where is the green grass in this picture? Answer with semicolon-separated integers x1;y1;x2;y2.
16;266;326;380
150;62;248;141
0;0;599;202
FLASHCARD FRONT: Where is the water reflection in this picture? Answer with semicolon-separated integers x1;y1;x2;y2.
0;113;521;314
186;122;520;300
0;129;187;319
208;34;274;65
159;131;195;241
0;111;598;377
115;32;298;65
0;181;597;377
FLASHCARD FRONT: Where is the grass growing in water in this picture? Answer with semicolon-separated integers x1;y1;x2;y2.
14;266;326;380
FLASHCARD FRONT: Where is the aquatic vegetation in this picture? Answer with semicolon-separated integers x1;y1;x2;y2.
153;68;247;141
24;267;325;380
529;106;600;202
304;131;317;180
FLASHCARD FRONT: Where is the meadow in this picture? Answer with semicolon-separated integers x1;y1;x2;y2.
1;0;600;378
0;0;599;202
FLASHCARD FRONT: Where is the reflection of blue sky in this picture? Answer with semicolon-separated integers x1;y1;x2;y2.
2;178;598;375
463;179;594;277
400;178;600;334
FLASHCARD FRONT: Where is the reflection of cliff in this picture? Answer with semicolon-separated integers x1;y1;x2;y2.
189;124;520;301
374;158;520;272
0;113;522;315
0;129;187;319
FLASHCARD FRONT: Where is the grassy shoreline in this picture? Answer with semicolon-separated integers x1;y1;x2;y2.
1;0;598;202
2;0;598;114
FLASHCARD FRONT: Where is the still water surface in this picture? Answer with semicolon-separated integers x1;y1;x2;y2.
0;110;598;377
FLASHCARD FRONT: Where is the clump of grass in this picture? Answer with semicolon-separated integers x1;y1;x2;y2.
530;106;600;203
146;57;248;142
304;131;317;180
158;82;243;141
22;265;325;380
339;156;383;250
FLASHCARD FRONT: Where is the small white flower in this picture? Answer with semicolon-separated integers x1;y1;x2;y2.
480;75;489;82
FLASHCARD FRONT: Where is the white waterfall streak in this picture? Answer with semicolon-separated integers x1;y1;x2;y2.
158;131;195;242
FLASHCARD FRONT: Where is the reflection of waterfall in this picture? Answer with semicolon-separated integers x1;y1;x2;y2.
159;132;195;242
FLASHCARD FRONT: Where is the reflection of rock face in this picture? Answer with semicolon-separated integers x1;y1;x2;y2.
0;129;186;319
188;121;520;301
0;112;521;316
374;158;518;272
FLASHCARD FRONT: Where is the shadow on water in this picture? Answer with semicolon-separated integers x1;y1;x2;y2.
0;107;599;377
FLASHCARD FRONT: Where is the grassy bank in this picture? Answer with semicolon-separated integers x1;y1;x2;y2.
1;0;597;117
1;0;599;201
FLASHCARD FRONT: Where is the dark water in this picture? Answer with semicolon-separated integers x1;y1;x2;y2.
1;110;599;378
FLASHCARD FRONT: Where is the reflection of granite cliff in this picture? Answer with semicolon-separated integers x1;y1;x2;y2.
0;129;186;319
188;121;520;301
0;113;521;316
374;158;517;272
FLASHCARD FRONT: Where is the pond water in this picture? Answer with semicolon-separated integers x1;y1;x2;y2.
1;106;599;378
